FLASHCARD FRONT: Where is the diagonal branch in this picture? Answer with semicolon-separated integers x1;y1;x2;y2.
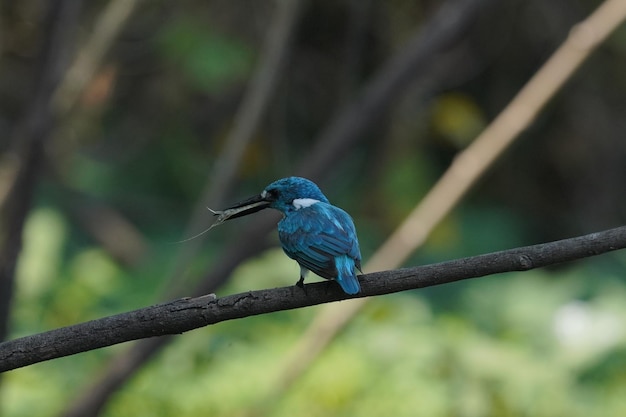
52;0;140;114
2;225;625;373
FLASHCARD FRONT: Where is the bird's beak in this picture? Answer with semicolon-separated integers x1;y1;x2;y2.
223;194;272;220
209;193;271;226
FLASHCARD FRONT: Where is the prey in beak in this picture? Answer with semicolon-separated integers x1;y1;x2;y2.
209;192;272;227
176;193;272;243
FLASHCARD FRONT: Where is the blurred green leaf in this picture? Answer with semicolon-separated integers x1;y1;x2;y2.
157;20;254;93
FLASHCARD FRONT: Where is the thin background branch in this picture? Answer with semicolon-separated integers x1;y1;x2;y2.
260;0;626;407
2;225;626;373
52;0;141;115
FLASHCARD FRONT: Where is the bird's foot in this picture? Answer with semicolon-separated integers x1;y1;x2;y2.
295;276;308;296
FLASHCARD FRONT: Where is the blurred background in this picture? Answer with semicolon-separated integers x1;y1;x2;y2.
1;0;626;416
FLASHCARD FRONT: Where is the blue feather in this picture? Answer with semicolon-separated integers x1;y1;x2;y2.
334;255;360;294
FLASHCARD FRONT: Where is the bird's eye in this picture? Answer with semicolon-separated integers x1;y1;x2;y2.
267;189;279;200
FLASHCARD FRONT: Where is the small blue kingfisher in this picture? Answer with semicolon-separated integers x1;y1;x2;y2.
212;177;362;294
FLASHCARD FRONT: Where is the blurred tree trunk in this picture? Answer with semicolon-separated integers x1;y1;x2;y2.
0;0;82;343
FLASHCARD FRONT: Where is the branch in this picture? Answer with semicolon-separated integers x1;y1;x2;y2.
52;0;140;114
2;225;625;373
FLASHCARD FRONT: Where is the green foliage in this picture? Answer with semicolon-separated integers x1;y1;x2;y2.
157;19;254;93
378;151;436;225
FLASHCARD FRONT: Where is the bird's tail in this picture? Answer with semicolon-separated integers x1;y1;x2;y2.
335;256;361;295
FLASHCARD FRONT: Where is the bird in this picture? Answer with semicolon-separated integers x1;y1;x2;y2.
211;177;362;294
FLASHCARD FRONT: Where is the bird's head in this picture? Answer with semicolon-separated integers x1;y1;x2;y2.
215;177;329;222
262;177;329;212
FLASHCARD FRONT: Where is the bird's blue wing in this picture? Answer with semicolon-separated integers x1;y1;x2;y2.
278;203;361;280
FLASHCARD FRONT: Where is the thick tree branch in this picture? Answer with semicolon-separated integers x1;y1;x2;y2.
1;225;625;373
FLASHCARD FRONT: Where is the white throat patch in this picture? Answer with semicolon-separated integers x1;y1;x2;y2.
292;198;320;210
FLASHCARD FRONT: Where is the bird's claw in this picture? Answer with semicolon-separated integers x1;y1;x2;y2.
295;276;308;296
